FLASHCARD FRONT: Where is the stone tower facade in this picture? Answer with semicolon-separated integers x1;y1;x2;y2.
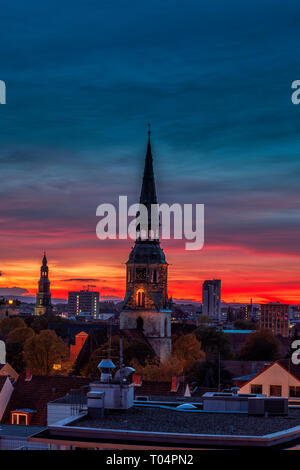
34;253;53;316
119;130;172;362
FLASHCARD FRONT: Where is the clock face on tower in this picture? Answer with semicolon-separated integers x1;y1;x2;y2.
135;267;147;282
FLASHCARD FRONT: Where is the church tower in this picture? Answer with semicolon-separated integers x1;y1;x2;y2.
120;128;172;362
34;252;53;316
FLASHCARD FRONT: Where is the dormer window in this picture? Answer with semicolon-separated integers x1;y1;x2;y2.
11;409;35;425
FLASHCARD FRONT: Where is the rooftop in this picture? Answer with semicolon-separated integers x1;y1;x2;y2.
72;405;300;436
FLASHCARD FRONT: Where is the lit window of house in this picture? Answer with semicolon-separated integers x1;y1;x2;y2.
11;409;35;425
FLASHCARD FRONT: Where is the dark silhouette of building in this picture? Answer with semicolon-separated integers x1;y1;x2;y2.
259;302;290;338
34;252;52;316
120;128;172;361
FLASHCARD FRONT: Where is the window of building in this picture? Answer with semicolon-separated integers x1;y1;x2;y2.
250;384;262;394
136;289;145;308
289;386;300;397
152;270;157;283
270;385;282;397
11;413;28;425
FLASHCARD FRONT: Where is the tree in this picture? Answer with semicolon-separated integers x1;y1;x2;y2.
132;357;186;381
23;329;69;375
173;333;205;365
30;316;49;333
234;320;257;330
239;329;280;361
82;336;130;377
6;342;26;373
197;315;211;325
124;341;155;366
185;359;233;389
0;317;26;336
194;326;232;359
7;327;35;346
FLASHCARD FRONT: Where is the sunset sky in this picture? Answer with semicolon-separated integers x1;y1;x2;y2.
1;0;300;304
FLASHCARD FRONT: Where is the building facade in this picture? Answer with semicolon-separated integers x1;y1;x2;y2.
34;253;52;316
68;290;99;318
119;130;172;362
236;362;300;398
259;302;290;337
202;279;221;320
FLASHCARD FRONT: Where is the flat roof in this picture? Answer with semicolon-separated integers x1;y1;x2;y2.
0;424;46;438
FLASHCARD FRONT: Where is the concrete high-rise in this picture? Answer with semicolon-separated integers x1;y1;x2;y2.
202;279;221;320
68;290;100;318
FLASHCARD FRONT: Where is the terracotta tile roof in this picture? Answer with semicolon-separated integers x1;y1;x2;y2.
1;374;92;426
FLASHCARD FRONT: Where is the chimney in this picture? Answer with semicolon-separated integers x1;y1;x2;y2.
132;374;142;386
170;376;180;393
25;368;32;382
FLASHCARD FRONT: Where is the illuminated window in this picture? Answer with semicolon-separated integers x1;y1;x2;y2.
136;289;145;308
11;413;28;425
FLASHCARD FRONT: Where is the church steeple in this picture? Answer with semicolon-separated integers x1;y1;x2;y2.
121;129;171;361
34;252;52;316
139;124;158;208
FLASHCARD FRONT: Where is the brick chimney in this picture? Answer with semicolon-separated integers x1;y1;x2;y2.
25;368;32;382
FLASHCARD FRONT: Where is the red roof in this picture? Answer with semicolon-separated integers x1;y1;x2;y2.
1;374;92;426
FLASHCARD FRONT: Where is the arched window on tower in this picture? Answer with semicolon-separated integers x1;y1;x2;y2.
136;289;145;308
152;269;158;283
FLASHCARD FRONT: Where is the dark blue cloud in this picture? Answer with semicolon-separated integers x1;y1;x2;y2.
1;0;300;257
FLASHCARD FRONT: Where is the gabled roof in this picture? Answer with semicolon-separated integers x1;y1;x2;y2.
1;375;92;426
237;361;300;388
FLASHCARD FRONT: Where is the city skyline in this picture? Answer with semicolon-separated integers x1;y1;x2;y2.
1;1;300;304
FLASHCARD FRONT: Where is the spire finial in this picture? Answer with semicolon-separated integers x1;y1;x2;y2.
148;122;151;137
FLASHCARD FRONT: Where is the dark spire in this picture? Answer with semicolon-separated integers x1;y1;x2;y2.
41;251;49;278
137;125;159;241
139;124;157;207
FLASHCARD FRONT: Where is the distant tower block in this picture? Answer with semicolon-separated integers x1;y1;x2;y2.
120;128;172;362
34;252;53;316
